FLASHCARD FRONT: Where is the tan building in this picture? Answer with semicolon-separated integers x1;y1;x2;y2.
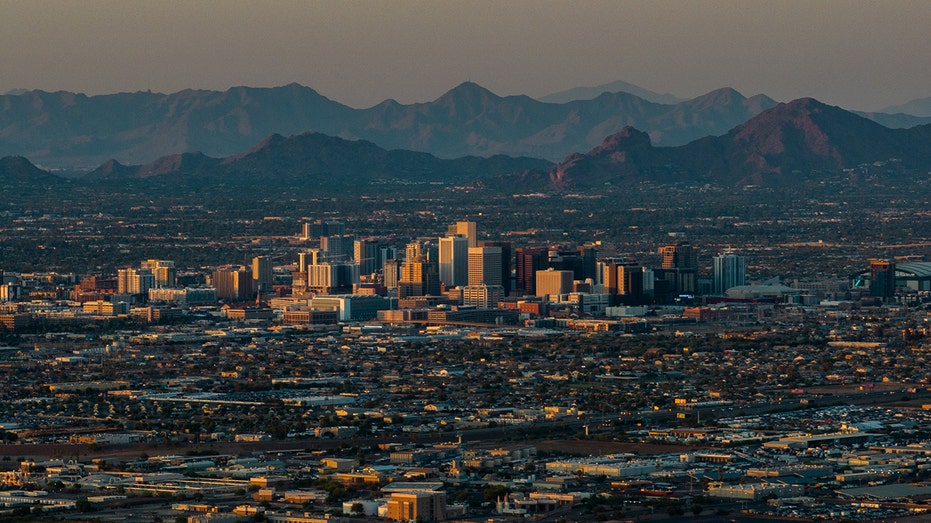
462;284;504;309
140;259;176;287
447;221;477;248
468;246;502;287
386;491;447;522
535;269;573;298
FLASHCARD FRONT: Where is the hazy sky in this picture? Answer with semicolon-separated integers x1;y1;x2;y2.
2;0;929;111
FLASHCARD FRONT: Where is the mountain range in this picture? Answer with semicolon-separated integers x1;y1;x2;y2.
0;81;884;170
4;92;931;195
70;132;550;191
537;80;686;105
548;98;931;188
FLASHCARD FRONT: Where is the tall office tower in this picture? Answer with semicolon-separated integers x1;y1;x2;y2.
579;244;599;282
379;245;398;269
870;259;896;298
617;265;653;305
323;220;346;236
602;260;630;296
439;235;469;288
516;247;548;296
306;263;338;292
479;241;512;295
405;241;424;261
399;259;440;298
659;242;698;295
303;256;360;294
212;267;253;301
712;253;746;295
321;234;356;262
305;219;346;239
421;242;438;265
117;268;155;295
298;249;322;274
298;252;309;274
252;256;274;292
383;259;400;289
354;239;382;276
468;246;502;287
447;221;477;248
660;242;698;270
140;260;176;288
535;269;574;298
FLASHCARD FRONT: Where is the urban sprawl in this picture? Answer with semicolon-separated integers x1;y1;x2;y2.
2;218;931;522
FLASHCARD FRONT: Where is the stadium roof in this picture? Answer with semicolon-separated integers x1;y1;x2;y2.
852;261;931;279
897;262;931;278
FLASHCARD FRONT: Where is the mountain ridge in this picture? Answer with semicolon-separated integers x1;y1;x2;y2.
548;98;931;188
0;82;790;168
538;80;685;105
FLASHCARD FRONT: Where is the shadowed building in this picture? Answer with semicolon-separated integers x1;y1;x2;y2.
516;247;547;296
712;252;746;295
869;259;896;298
479;240;512;295
468;246;502;287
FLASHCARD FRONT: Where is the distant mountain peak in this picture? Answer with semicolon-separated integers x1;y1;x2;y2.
0;155;63;183
879;95;931;118
437;81;501;101
249;133;287;151
538;80;685;105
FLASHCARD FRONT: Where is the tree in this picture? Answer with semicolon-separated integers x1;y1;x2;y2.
75;497;94;512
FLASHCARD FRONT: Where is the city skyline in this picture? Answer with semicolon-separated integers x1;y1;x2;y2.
3;1;931;111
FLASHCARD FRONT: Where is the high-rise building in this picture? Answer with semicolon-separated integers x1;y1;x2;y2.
321;234;355;262
579;244;599;282
298;250;321;274
379;245;398;268
405;241;424;262
658;242;698;296
252;256;274;292
535;269;574;298
117;268;155;295
479;241;512;295
303;219;345;239
439;235;469;288
462;284;504;309
354;239;382;276
383;259;400;289
712;253;746;295
140;260;176;288
616;265;653;305
468;246;502;287
660;242;698;270
212;267;253;301
399;259;440;298
516;247;547;296
447;221;477;248
869;259;896;298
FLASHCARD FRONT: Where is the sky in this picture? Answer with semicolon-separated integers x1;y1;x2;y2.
2;0;930;111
